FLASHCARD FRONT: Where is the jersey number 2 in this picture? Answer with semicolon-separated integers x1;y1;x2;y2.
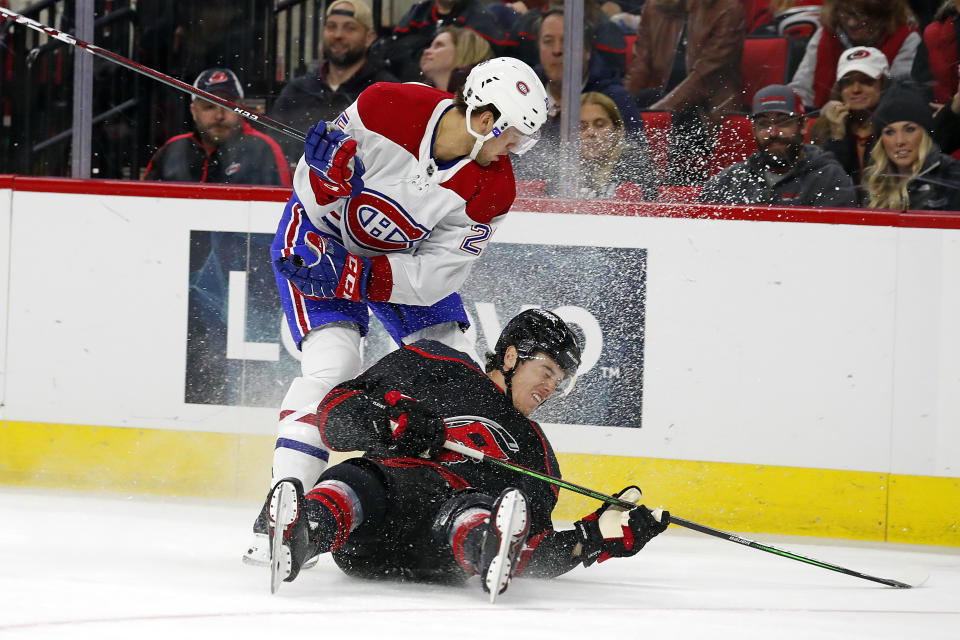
460;224;491;256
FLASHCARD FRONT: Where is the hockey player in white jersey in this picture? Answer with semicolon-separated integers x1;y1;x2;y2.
244;57;548;564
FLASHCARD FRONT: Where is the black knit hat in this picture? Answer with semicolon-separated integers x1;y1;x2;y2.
873;83;935;135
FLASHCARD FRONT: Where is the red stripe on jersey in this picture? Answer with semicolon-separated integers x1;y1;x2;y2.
289;280;312;338
440;158;515;224
403;345;486;376
376;457;471;489
356;83;450;158
462;24;517;47
594;43;627;55
284;201;303;251
316;388;363;449
278;408;318;427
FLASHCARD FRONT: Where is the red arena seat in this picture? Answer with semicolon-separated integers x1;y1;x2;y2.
708;114;758;177
640;111;672;179
741;37;789;109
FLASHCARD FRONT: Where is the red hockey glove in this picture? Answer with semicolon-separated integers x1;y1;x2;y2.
274;231;371;301
573;486;669;567
304;121;365;199
371;391;447;458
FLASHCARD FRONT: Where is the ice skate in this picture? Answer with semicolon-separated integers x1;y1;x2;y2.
244;497;318;570
480;488;530;603
267;478;320;593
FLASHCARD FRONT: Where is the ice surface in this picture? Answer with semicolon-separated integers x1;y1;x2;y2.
1;487;958;639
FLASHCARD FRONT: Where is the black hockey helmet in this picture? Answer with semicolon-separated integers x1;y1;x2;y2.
492;309;581;394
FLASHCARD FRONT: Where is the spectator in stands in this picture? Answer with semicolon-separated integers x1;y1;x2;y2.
270;0;397;164
915;0;960;104
143;68;291;185
788;0;923;109
623;0;746;185
512;9;649;180
864;83;960;210
419;26;494;93
543;92;657;198
385;0;515;81
809;47;890;186
511;0;629;74
699;84;856;206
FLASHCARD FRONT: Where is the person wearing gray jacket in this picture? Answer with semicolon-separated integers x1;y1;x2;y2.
699;85;858;207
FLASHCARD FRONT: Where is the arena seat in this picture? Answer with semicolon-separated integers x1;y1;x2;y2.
640;111;672;179
614;182;648;201
707;114;757;177
741;36;790;109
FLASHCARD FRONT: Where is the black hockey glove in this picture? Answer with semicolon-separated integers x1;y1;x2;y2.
371;391;447;458
573;486;669;567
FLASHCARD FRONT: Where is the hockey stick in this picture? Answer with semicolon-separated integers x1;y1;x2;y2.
442;440;921;589
0;7;307;142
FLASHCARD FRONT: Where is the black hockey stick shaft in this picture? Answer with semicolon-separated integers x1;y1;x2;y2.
443;440;914;588
0;7;307;142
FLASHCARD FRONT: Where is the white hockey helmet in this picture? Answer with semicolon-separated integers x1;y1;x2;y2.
462;57;548;159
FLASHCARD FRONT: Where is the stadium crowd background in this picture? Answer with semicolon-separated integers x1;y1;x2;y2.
1;0;957;211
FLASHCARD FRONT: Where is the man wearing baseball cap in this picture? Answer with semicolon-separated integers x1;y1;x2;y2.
144;68;291;185
270;0;397;164
699;84;856;207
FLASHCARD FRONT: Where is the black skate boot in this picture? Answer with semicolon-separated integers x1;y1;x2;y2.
268;478;320;593
479;488;530;603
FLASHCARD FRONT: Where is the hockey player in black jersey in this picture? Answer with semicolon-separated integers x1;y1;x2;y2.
266;309;669;601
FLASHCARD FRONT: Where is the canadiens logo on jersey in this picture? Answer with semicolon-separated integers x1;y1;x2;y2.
345;190;429;252
438;416;520;465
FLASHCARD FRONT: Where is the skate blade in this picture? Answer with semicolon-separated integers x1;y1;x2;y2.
268;482;299;594
485;491;529;604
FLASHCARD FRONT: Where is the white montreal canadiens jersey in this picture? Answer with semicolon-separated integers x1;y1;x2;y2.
291;82;517;307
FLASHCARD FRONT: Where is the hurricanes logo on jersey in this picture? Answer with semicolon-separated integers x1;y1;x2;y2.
344;189;429;252
437;416;520;465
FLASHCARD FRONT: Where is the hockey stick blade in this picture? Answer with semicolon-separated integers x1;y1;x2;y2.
0;7;307;142
442;440;921;589
670;515;921;588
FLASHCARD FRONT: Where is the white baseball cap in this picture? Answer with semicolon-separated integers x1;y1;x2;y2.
836;46;890;81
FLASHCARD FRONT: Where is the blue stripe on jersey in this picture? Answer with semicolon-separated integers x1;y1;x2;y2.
275;438;330;462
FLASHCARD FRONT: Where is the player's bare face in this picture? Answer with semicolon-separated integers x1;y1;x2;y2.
475;127;524;165
510;353;567;416
190;99;242;146
322;15;370;68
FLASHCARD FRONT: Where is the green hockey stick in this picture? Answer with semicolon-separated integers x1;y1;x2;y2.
442;440;922;589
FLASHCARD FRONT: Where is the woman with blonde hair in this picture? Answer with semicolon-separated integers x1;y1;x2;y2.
545;91;657;199
419;27;493;94
864;85;960;211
